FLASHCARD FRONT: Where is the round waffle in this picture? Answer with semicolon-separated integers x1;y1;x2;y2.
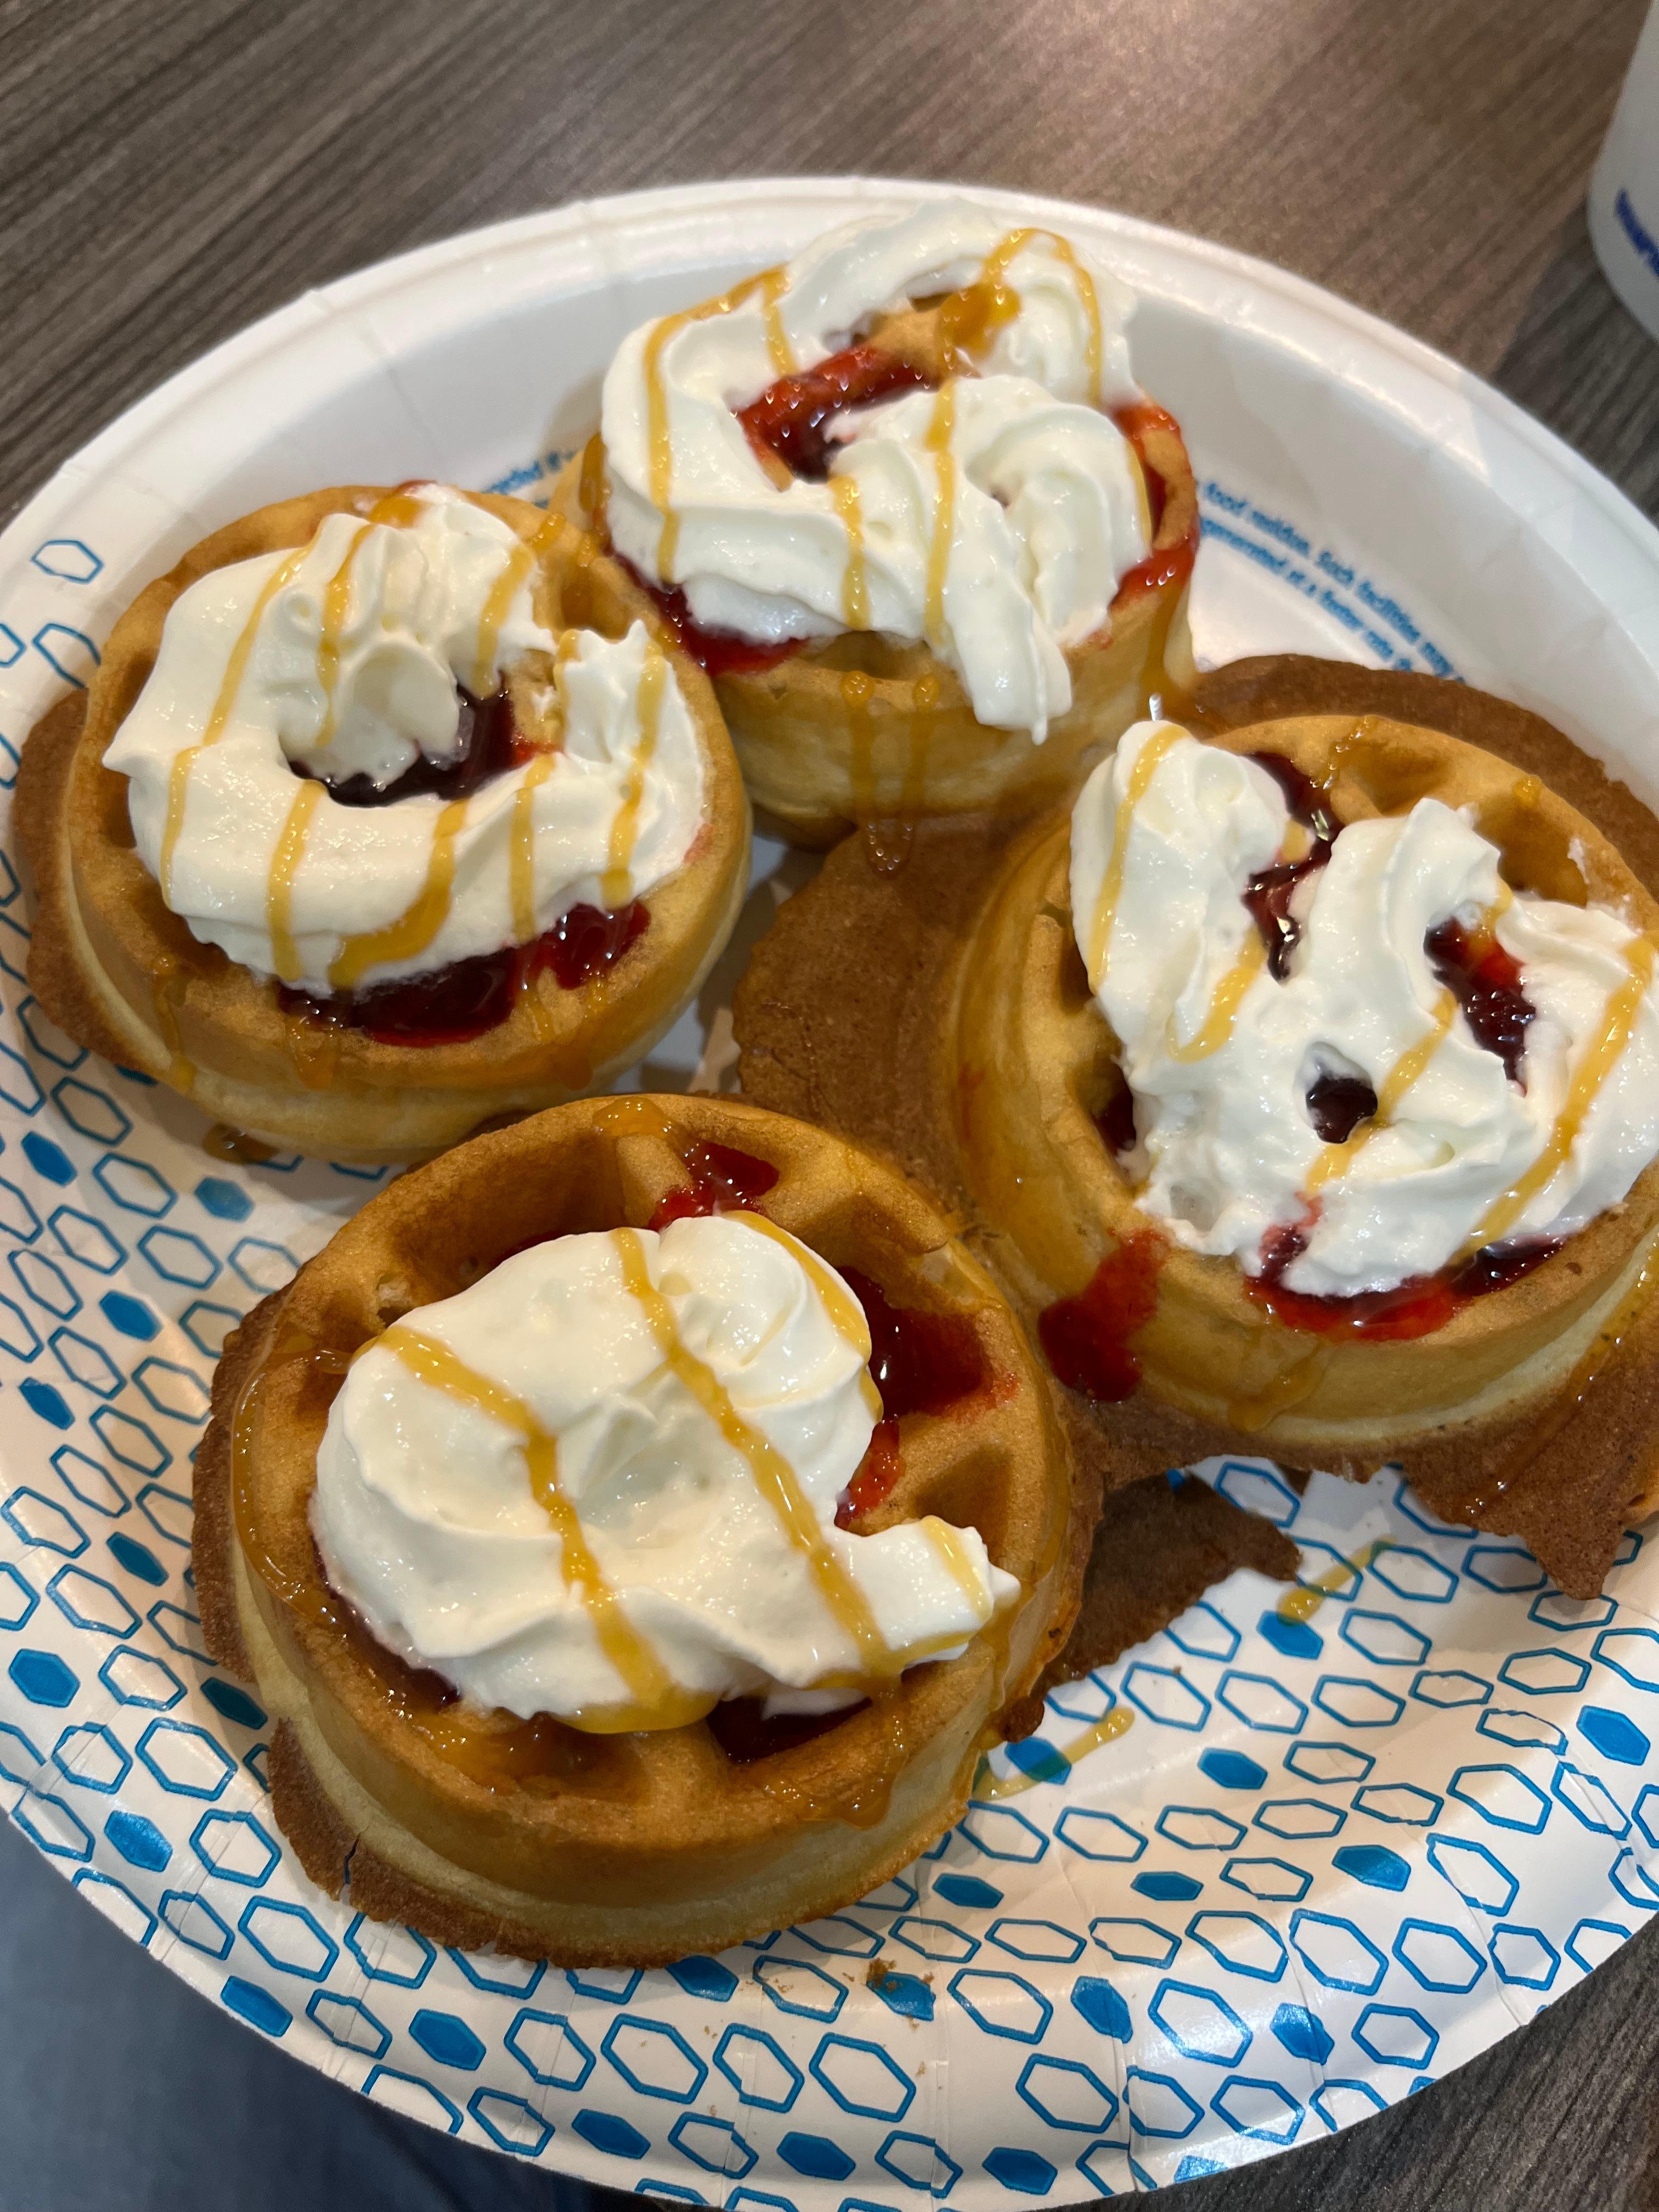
732;663;1659;1596
952;710;1659;1509
553;312;1198;847
192;1095;1087;1965
16;489;749;1163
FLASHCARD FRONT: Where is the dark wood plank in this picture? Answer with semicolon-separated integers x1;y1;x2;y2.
1;2;1657;2205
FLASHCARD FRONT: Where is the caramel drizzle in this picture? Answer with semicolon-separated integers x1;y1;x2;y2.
899;672;940;822
267;779;324;985
507;630;578;947
975;1705;1134;1802
1277;1540;1392;1625
1461;933;1658;1256
283;504;563;994
600;642;668;910
151;954;194;1093
471;537;535;697
380;1323;700;1731
1227;1344;1329;1434
1302;887;1519;1199
1085;723;1182;989
613;1226;892;1671
644;267;785;580
830;474;870;630
160;543;311;902
312;523;374;749
328;796;469;992
842;669;877;823
943;227;1103;403
1166;933;1266;1064
578;433;610;538
1305;991;1459;1194
758;263;793;377
923;381;957;648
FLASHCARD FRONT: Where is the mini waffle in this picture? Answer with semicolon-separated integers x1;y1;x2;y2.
17;489;749;1163
193;1095;1088;1966
554;308;1197;848
734;661;1659;1596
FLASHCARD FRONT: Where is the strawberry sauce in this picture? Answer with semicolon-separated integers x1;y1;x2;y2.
279;682;651;1046
1037;1230;1166;1401
647;1141;781;1231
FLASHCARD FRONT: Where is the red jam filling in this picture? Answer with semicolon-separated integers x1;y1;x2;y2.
705;1695;866;1763
280;681;651;1045
1426;917;1536;1085
1095;1085;1138;1158
1037;1229;1165;1401
304;684;534;808
1109;400;1200;600
1247;1213;1561;1341
623;355;1193;672
842;1267;991;1419
1242;751;1342;979
279;902;650;1048
840;1418;902;1521
647;1142;781;1231
834;1269;995;1530
620;562;805;680
1305;1070;1378;1144
738;341;933;480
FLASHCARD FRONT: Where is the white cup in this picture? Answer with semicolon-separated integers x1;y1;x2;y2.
1590;2;1659;341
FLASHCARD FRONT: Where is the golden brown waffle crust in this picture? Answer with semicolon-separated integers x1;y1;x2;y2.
549;399;1199;848
15;488;751;1163
193;1095;1091;1965
732;659;1659;1599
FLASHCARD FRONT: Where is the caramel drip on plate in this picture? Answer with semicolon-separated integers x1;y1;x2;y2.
923;382;957;648
1086;724;1182;990
1462;933;1658;1255
1276;1540;1392;1624
202;1123;278;1165
600;643;667;910
267;778;324;985
1167;933;1266;1064
974;1705;1134;1802
160;543;311;902
380;1323;702;1732
328;796;469;993
830;474;870;630
312;523;374;749
612;1226;888;1672
645;268;781;580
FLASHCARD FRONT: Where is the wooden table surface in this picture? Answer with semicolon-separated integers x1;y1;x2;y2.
2;1;1657;2205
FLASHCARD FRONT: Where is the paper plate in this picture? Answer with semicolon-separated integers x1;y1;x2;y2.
2;179;1658;2203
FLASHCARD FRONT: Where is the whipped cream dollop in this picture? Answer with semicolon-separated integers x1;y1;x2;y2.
1071;723;1659;1296
311;1214;1018;1729
599;200;1150;741
105;485;704;994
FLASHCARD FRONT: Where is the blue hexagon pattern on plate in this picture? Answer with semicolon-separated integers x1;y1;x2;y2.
3;318;1659;2210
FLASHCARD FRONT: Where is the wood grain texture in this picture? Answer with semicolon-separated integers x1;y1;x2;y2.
1;1;1657;2205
